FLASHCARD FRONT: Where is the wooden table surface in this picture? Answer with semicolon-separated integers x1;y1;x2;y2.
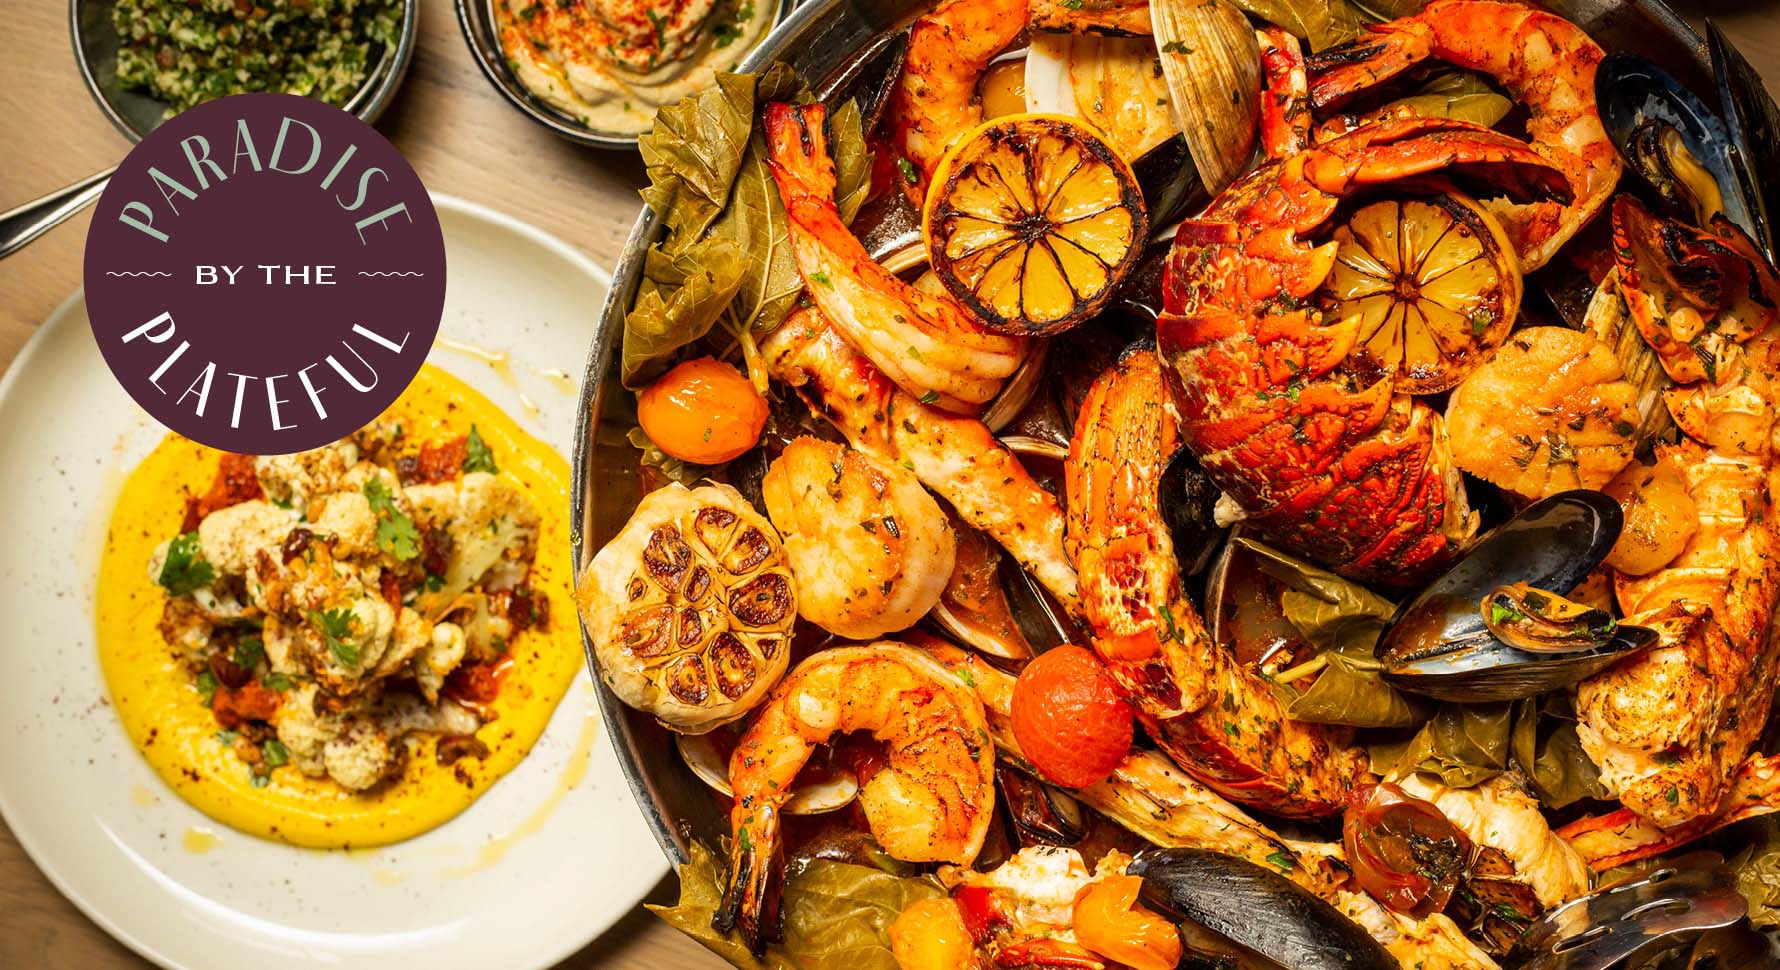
2;0;1778;967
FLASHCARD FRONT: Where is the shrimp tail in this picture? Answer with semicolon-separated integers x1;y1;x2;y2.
713;811;784;956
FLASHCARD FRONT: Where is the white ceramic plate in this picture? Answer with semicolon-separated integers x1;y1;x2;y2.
0;196;667;970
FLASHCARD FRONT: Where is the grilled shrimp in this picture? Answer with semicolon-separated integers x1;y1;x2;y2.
765;102;1027;415
1066;348;1371;816
761;436;955;639
885;0;1029;204
715;643;995;954
762;308;1079;614
1306;0;1620;271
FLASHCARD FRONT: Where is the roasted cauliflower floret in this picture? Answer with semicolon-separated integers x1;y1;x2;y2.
423;472;540;599
323;720;402;792
254;443;357;508
308;491;378;558
197;500;297;576
415;621;468;703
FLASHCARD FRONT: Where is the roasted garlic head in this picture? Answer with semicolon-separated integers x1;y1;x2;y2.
577;483;795;733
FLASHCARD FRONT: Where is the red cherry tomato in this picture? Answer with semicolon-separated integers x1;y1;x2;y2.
1011;645;1134;788
1342;782;1472;916
637;357;767;465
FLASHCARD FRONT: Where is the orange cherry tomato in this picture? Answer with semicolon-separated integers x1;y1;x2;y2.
636;357;768;465
888;897;974;970
1072;875;1182;970
1010;645;1134;788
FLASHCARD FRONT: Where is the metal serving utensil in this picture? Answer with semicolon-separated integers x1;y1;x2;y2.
1509;854;1749;970
0;0;416;261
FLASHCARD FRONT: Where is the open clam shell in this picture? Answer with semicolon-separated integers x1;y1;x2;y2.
1149;0;1260;198
1378;491;1655;703
676;733;859;815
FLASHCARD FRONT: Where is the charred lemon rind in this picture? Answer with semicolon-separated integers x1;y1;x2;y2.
924;113;1149;336
578;482;795;734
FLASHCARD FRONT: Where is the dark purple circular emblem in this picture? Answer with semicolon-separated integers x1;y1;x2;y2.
84;93;445;454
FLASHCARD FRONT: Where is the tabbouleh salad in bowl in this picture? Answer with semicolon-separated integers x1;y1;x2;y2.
113;0;401;117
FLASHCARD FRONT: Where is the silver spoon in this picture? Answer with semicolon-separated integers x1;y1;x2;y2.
0;0;415;261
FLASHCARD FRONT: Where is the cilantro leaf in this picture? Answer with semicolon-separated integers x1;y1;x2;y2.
310;608;361;668
262;738;289;768
363;478;421;561
462;425;499;475
263;671;295;691
234;636;266;671
195;669;219;704
158;532;216;596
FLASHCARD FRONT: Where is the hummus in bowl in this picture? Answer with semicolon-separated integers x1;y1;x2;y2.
496;0;777;136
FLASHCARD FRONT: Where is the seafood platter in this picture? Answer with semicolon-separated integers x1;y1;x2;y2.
572;0;1780;966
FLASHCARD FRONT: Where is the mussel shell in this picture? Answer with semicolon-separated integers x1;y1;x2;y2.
1595;52;1761;242
1709;21;1780;266
1161;446;1225;581
1128;848;1397;970
1377;491;1644;703
1131;135;1206;234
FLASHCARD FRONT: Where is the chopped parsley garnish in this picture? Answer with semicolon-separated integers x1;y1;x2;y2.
311;608;361;668
810;270;833;287
1266;850;1297;872
918;389;940;405
158;532;216;596
897;157;919;184
263;671;295;692
363;477;421;561
463;425;499;474
1489;600;1525;628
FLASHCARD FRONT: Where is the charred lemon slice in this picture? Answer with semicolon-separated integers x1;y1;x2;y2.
1323;190;1521;394
924;113;1147;336
577;482;795;734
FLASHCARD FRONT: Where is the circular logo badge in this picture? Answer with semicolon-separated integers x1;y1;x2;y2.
84;93;445;454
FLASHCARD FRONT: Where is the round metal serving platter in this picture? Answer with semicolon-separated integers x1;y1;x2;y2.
572;0;1718;867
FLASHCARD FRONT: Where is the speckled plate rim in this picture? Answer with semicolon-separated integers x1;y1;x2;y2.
0;193;662;970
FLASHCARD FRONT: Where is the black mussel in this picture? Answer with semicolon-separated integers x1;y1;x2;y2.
814;27;908;137
1161;447;1226;581
1378;491;1656;703
1128;848;1398;970
994;764;1086;847
1709;21;1780;266
1595;53;1763;244
1131;136;1207;235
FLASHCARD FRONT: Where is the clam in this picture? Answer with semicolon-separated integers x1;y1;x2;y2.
1024;31;1179;162
930;499;1077;661
1149;0;1261;197
675;732;859;815
1128;848;1398;970
1595;52;1765;250
1377;491;1657;703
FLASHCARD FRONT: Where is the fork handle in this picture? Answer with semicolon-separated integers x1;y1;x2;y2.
0;167;116;261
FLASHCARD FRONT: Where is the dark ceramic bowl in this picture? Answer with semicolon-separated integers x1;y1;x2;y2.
572;0;1727;868
70;0;417;143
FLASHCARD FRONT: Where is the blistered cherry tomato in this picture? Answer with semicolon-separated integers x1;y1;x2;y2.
888;897;974;970
1011;645;1134;788
1072;875;1183;970
1342;782;1472;916
637;357;767;465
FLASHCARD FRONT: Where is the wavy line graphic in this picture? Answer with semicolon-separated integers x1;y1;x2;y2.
357;271;426;277
104;270;173;277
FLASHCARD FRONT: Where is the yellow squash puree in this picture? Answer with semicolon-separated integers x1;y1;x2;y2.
96;364;585;849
